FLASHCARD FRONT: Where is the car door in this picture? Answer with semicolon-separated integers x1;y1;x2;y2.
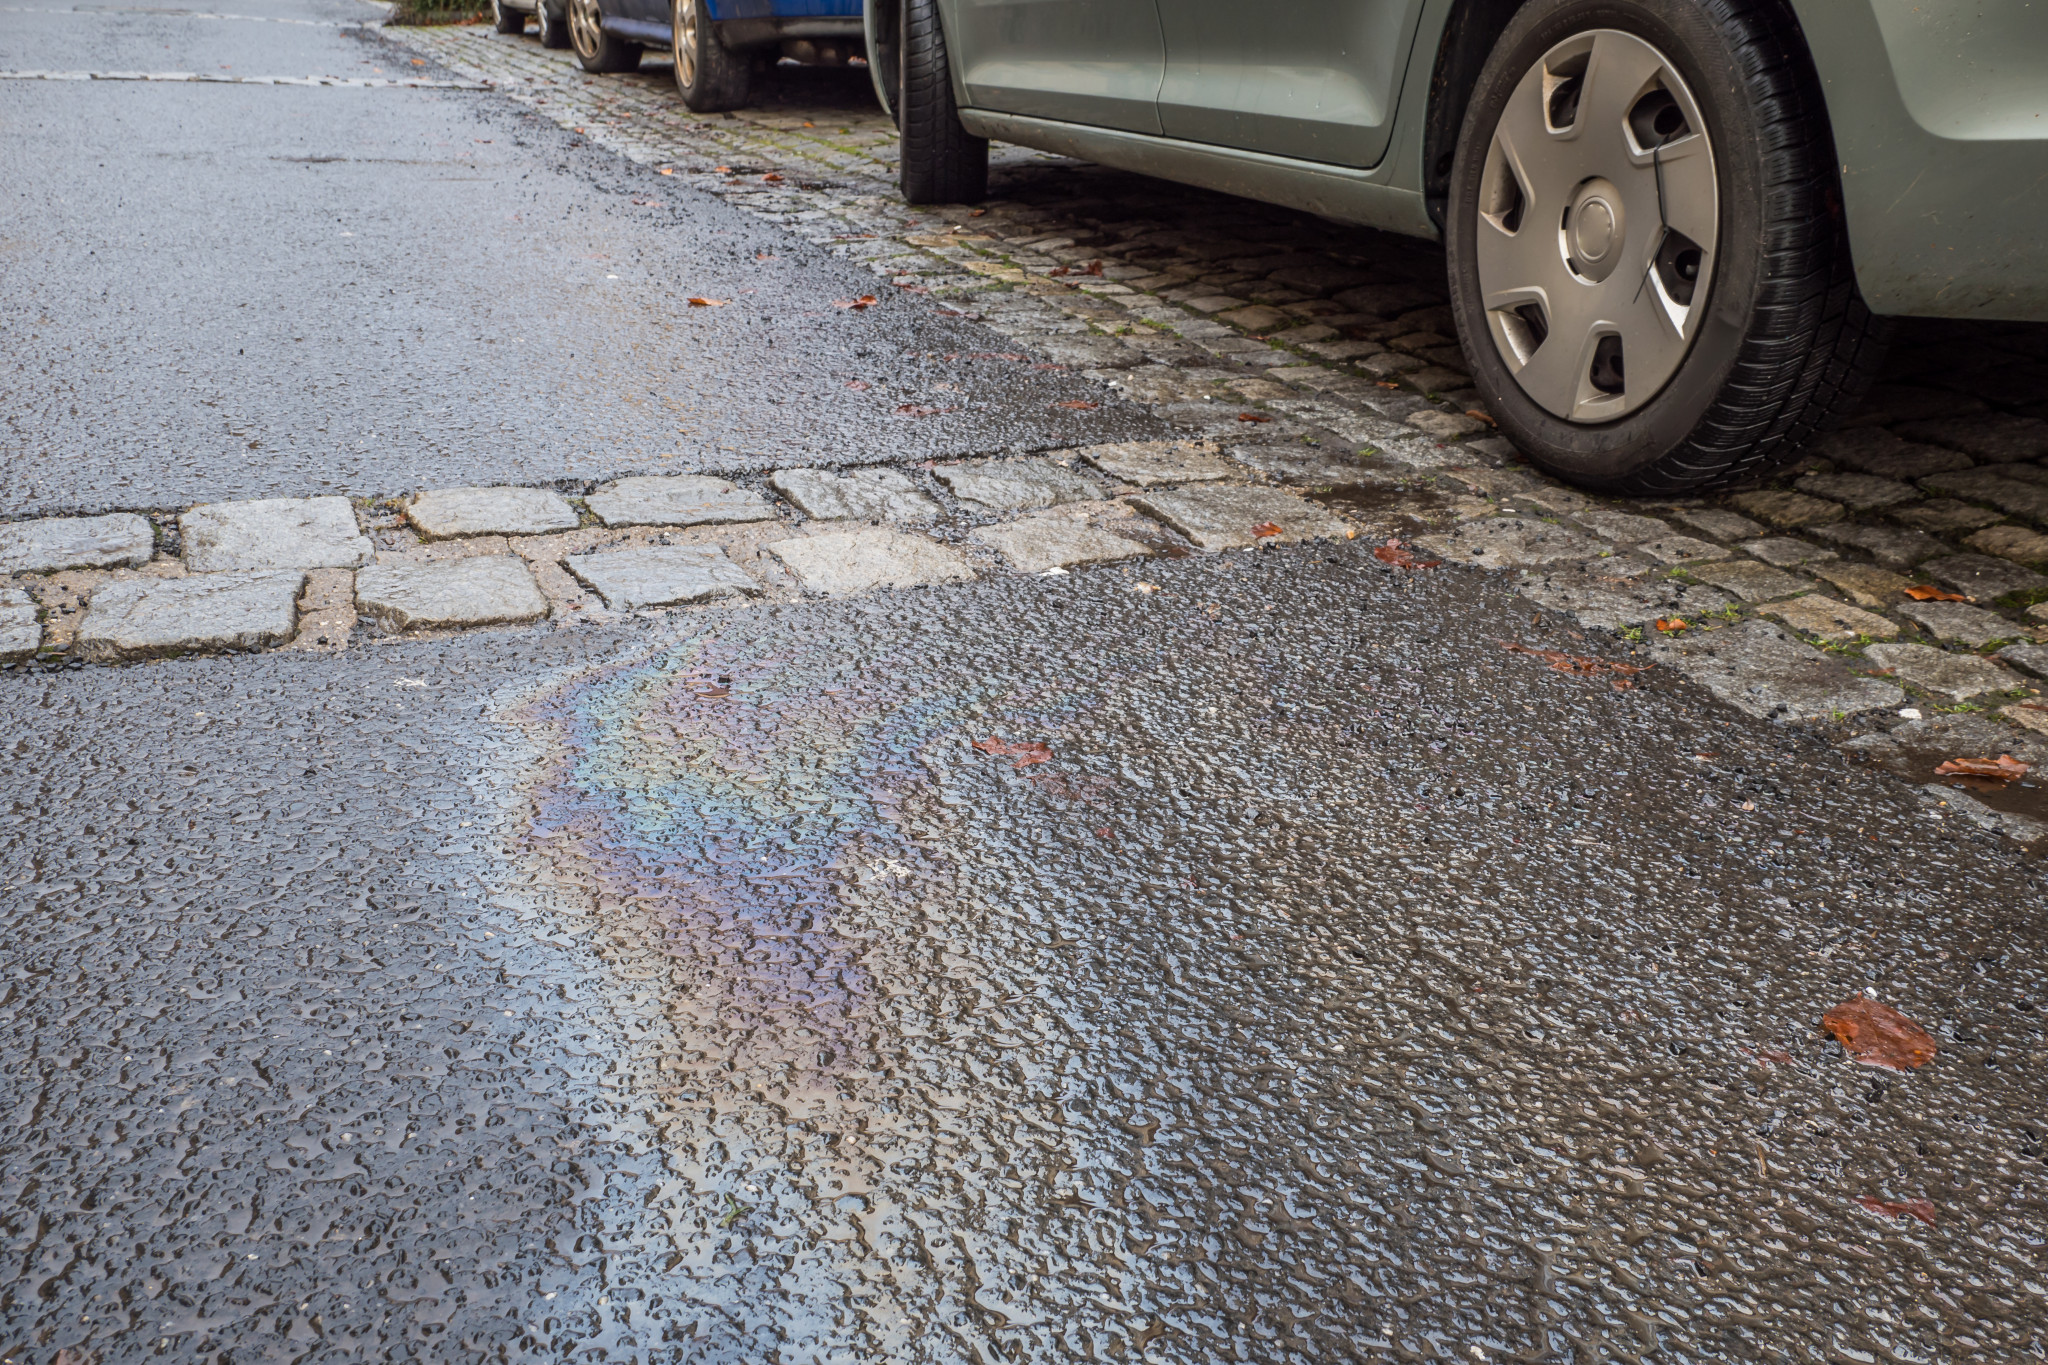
946;0;1167;135
1153;0;1419;166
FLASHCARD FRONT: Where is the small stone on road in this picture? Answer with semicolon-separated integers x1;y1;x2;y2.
355;556;549;630
586;475;776;528
179;496;373;572
408;486;580;539
562;546;759;609
768;529;975;596
74;570;305;662
0;513;154;573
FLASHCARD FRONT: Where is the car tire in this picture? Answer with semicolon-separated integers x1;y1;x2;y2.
567;0;640;74
671;0;749;112
1443;0;1890;494
535;0;569;48
896;0;986;205
491;0;525;34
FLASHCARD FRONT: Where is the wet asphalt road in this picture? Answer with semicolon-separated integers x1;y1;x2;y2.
0;0;1157;516
5;3;2048;1363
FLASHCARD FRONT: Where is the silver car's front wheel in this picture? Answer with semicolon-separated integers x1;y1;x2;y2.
1475;30;1716;424
1445;0;1891;495
567;0;638;72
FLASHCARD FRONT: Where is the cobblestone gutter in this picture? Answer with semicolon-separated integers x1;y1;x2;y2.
6;23;2046;839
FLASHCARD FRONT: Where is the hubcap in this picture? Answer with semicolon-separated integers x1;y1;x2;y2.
1474;30;1718;423
567;0;601;58
674;0;696;87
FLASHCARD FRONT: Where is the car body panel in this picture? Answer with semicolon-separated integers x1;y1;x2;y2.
599;0;859;47
947;0;1168;135
707;0;860;17
1792;0;2048;319
1153;0;1425;168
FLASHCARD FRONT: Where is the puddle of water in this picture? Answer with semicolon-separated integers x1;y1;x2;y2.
1856;745;2048;824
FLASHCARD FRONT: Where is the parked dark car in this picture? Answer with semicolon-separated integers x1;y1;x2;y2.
865;0;2048;494
490;0;570;49
561;0;864;111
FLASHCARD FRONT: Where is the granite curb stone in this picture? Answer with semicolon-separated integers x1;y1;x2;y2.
563;546;760;609
767;468;939;522
179;496;373;572
1414;517;1608;569
587;475;776;528
74;570;305;662
936;458;1106;512
1075;440;1235;486
1897;600;2028;647
768;529;976;596
408;486;580;538
1646;621;1901;720
971;514;1155;572
0;587;40;662
0;513;155;573
1862;643;2026;701
1130;487;1351;551
355;556;549;630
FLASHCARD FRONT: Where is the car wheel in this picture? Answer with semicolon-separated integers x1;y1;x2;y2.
491;0;525;34
671;0;749;112
896;0;986;205
534;0;569;48
1444;0;1890;494
567;0;640;73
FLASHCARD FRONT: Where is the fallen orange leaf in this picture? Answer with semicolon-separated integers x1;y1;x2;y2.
1903;584;1969;602
1822;996;1936;1072
686;297;726;307
761;172;784;182
657;167;674;175
1251;522;1283;538
1084;260;1103;277
969;208;986;217
1054;400;1098;410
972;737;1052;768
1500;641;1649;688
834;295;878;310
1933;753;2030;782
1856;1195;1936;1226
713;165;732;172
1464;409;1497;426
1374;540;1443;569
1237;412;1273;423
1654;618;1687;632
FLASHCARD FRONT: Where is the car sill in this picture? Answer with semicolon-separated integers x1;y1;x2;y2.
957;111;1437;241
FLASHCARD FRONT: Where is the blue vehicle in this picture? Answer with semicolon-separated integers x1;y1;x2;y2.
561;0;863;111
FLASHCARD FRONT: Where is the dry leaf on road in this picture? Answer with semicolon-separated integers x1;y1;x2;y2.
686;297;726;307
1933;754;2030;783
1500;641;1649;689
1251;522;1283;539
1822;996;1937;1072
1903;584;1970;602
834;295;878;310
1374;540;1442;569
1654;618;1687;632
1237;412;1273;423
973;737;1053;769
1054;400;1099;410
1856;1195;1936;1226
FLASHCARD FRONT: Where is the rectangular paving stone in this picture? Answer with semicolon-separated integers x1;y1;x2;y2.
1689;559;1811;603
1518;571;1731;631
971;513;1155;573
1807;561;1912;609
1763;596;1898;643
0;513;154;573
1794;472;1920;510
1965;523;2048;569
1863;643;2026;701
937;458;1106;513
179;496;372;572
1919;468;2048;523
1998;642;2048;678
1637;534;1730;565
1131;486;1351;551
355;556;549;630
586;475;775;528
766;467;940;522
1726;489;1844;529
1888;498;2006;534
1076;440;1235;487
1898;600;2026;647
1919;553;2048;601
0;587;40;662
1646;619;1901;720
1570;509;1670;544
768;529;975;596
1807;428;1972;480
1808;521;1945;568
74;570;305;662
1737;537;1837;568
1669;508;1763;541
562;546;759;609
1896;413;2048;464
408;486;579;538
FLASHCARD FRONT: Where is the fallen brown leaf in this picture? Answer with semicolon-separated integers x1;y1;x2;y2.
1903;584;1969;602
1048;265;1069;277
686;297;726;307
1500;641;1650;687
1755;1047;1794;1065
1237;412;1273;423
1085;259;1104;277
1654;618;1687;632
834;295;878;310
1054;400;1099;410
713;165;732;172
895;403;953;417
970;208;986;217
973;737;1052;768
1464;409;1497;426
761;172;784;182
1933;753;2030;782
656;167;674;175
1251;522;1284;539
1374;539;1442;569
845;379;870;390
1822;996;1937;1072
1856;1195;1936;1226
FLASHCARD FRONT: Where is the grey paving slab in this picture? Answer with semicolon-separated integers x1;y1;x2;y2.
407;486;580;539
0;513;154;573
1888;713;2048;764
1808;428;1972;480
1737;537;1837;569
1645;620;1901;720
1793;472;1920;510
1726;489;1844;529
971;514;1155;573
1518;572;1731;631
1920;469;2048;523
1919;553;2048;601
179;496;372;572
1808;562;1913;609
768;529;976;596
1863;643;2027;700
1668;508;1763;541
1413;516;1607;569
1808;521;1946;569
562;546;759;610
1226;443;1387;486
1889;498;2007;534
1897;600;2028;647
74;569;305;662
1687;559;1811;603
1762;596;1898;643
766;468;940;522
0;587;39;662
1130;486;1352;551
1966;524;2048;570
1570;509;1670;545
936;458;1106;512
355;556;549;630
1076;440;1235;487
1997;643;2048;678
1896;413;2048;464
586;475;776;529
1637;535;1731;565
